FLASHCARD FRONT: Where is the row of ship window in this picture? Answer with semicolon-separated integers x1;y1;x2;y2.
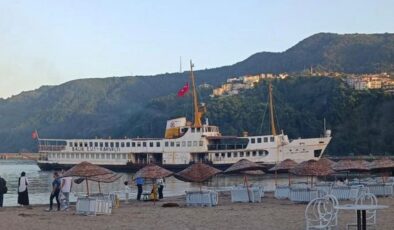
250;136;275;144
68;140;204;148
188;127;219;133
49;153;128;160
214;150;268;158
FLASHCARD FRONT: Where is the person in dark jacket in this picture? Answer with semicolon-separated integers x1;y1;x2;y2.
0;175;7;207
46;172;61;211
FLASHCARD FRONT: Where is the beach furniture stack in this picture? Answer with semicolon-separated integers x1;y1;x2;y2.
364;183;393;197
274;185;290;199
185;190;218;207
289;187;318;203
76;195;113;215
230;185;263;203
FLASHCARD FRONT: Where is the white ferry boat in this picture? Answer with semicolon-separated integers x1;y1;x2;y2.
36;62;332;172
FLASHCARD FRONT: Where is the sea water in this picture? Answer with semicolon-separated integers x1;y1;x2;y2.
0;159;307;207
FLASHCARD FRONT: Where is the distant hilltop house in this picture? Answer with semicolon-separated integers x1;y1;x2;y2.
345;73;394;92
211;73;289;97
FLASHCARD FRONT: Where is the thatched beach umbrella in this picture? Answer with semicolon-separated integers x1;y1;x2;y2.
290;160;334;186
62;161;114;177
318;158;335;169
175;163;221;184
224;159;265;173
269;159;298;173
333;159;369;172
269;159;297;185
368;158;394;181
134;164;173;203
62;161;115;195
134;164;173;179
74;173;122;193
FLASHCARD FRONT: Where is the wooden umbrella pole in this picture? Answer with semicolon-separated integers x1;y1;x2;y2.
288;173;291;186
98;182;102;194
244;175;251;203
152;179;156;206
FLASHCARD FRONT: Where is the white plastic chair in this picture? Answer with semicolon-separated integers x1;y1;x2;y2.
347;192;378;230
305;195;338;229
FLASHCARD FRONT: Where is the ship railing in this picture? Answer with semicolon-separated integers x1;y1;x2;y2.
39;145;66;152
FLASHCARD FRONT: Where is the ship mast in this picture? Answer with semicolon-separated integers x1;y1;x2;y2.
268;82;277;136
190;60;203;127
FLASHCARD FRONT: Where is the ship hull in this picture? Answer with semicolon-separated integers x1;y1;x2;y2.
36;161;272;173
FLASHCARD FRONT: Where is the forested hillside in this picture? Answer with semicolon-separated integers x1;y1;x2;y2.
0;32;393;153
116;77;394;155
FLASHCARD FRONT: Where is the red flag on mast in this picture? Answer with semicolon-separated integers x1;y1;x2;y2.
177;82;189;97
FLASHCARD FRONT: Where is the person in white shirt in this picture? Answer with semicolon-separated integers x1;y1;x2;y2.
18;172;29;206
124;181;131;203
60;176;72;210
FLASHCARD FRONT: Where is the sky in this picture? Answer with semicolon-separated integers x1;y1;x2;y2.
0;0;393;98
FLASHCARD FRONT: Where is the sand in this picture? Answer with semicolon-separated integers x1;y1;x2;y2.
0;193;393;230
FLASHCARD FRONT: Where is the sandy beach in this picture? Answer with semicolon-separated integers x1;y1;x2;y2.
1;192;393;230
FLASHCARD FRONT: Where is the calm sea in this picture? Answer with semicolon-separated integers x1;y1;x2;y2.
0;159;307;207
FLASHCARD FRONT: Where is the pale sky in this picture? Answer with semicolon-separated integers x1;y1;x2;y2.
0;0;393;98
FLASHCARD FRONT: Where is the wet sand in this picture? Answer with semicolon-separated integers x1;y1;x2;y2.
0;192;393;230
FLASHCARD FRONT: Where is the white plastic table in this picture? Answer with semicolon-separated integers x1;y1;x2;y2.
334;204;389;230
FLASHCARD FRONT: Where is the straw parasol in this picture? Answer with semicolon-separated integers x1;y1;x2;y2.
368;158;394;171
317;158;335;169
62;161;116;195
175;163;221;183
224;159;265;173
368;158;394;181
332;159;370;172
269;159;297;173
269;159;298;185
135;164;173;179
290;160;335;186
73;173;122;193
62;161;114;178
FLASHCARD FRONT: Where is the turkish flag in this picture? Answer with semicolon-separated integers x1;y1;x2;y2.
32;130;38;139
177;82;189;97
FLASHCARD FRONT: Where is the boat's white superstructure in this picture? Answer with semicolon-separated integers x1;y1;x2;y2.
36;61;332;171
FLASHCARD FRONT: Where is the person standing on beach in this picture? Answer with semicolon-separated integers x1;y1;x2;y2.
17;172;29;206
157;178;165;199
135;177;144;200
0;175;7;207
46;172;61;211
60;175;72;211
